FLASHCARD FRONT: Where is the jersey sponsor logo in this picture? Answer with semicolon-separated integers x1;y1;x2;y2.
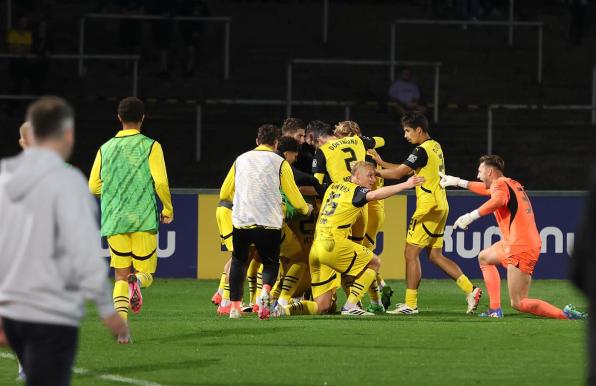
100;231;176;259
407;154;418;164
444;226;574;259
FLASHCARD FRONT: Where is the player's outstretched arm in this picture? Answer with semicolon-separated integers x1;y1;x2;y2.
365;175;424;202
439;172;469;189
377;163;412;180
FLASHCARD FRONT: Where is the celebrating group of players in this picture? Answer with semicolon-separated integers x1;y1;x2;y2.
210;112;587;320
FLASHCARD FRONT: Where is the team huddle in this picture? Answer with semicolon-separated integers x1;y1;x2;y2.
208;113;587;320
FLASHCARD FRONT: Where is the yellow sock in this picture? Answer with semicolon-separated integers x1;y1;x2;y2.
284;300;318;315
347;268;377;305
376;273;386;290
246;259;260;304
254;266;263;303
217;272;227;292
271;277;283;300
113;280;129;321
367;279;382;304
279;262;307;302
456;274;474;295
405;288;418;309
342;275;355;297
222;284;230;301
135;272;153;288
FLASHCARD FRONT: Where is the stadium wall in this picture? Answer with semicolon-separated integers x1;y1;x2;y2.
99;190;586;280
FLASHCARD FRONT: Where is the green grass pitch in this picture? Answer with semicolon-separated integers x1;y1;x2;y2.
0;279;588;386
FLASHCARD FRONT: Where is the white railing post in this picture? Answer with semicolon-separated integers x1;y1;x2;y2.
487;107;493;154
344;105;350;120
286;62;293;117
508;0;514;46
389;23;396;82
592;66;596;124
433;63;440;123
537;25;543;84
196;104;202;162
7;0;12;31
322;0;329;44
132;59;138;96
224;21;230;80
78;17;85;77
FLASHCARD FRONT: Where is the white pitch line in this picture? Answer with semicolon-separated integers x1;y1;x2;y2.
1;351;165;386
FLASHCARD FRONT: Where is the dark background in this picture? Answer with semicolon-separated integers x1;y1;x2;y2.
1;0;594;189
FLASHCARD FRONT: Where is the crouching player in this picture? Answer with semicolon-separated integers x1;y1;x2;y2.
273;162;423;317
440;155;586;319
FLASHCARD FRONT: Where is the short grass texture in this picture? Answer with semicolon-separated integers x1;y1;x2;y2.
0;279;588;386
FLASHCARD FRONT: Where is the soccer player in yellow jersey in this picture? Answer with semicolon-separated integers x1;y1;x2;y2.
375;112;481;315
273;162;423;317
89;97;173;341
311;121;385;184
332;121;392;311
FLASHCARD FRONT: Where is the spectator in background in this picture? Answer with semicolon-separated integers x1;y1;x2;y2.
388;67;426;118
116;0;143;73
571;166;596;385
31;1;56;95
176;0;210;77
7;15;33;94
146;1;172;79
568;0;588;45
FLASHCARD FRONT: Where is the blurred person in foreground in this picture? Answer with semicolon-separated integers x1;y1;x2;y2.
571;166;596;385
0;96;127;386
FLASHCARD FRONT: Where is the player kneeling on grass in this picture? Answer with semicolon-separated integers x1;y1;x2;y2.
440;155;586;320
273;161;424;317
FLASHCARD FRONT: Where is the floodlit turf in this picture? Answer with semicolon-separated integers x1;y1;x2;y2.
0;279;588;386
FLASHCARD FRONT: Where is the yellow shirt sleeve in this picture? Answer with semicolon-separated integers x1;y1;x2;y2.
219;163;235;202
280;161;309;215
373;136;385;149
314;173;325;185
148;141;174;219
88;150;102;196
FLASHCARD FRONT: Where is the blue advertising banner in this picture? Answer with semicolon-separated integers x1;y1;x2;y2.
101;194;198;278
409;193;586;279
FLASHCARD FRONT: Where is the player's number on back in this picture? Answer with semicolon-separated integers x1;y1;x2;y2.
321;192;341;217
341;148;357;172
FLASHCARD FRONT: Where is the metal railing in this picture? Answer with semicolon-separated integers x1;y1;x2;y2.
79;13;231;80
390;19;544;84
195;99;355;161
592;65;596;124
0;53;140;95
286;58;441;122
486;104;592;154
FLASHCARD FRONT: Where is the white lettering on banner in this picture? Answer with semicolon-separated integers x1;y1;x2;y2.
445;226;575;258
100;231;176;259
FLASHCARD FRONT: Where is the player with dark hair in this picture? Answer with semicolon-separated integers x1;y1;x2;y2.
375;112;481;315
273;162;423;316
220;124;313;319
89;97;173;343
441;155;586;319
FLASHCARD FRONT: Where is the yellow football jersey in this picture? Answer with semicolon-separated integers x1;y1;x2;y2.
315;181;370;241
313;136;379;183
403;139;448;214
